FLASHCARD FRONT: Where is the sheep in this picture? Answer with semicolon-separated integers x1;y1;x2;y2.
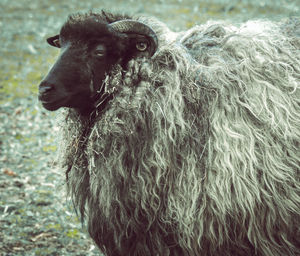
38;11;300;256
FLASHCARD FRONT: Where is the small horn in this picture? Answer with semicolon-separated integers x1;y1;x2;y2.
109;20;158;56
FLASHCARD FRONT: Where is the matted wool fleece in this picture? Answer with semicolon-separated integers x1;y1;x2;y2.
60;16;300;256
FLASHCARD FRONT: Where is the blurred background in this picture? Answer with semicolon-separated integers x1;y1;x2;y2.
0;0;299;255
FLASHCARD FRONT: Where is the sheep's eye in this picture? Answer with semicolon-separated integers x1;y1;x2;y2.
94;45;106;58
53;39;61;48
95;50;105;57
136;42;148;52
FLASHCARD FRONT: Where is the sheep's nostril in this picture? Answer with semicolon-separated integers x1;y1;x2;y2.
39;83;54;95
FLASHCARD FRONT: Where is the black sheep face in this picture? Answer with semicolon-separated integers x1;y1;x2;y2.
38;15;157;115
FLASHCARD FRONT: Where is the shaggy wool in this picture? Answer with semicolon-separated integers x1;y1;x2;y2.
59;13;300;256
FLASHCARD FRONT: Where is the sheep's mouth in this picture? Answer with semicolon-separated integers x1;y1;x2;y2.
39;93;61;111
39;93;74;111
40;99;65;111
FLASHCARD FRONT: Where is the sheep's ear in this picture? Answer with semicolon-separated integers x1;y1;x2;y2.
47;35;61;48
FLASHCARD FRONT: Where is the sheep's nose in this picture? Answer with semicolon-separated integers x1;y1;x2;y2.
39;81;55;95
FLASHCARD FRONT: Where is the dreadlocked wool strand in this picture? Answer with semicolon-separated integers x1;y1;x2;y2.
60;15;300;256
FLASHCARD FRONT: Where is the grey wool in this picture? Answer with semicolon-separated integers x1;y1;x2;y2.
59;14;300;256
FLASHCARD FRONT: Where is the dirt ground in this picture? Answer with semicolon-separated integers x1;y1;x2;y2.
0;0;298;255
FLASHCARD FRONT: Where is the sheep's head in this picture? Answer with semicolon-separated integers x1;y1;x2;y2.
38;13;158;115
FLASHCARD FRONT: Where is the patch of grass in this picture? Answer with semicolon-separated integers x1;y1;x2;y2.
0;49;58;103
65;229;80;239
46;223;63;231
42;145;57;152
